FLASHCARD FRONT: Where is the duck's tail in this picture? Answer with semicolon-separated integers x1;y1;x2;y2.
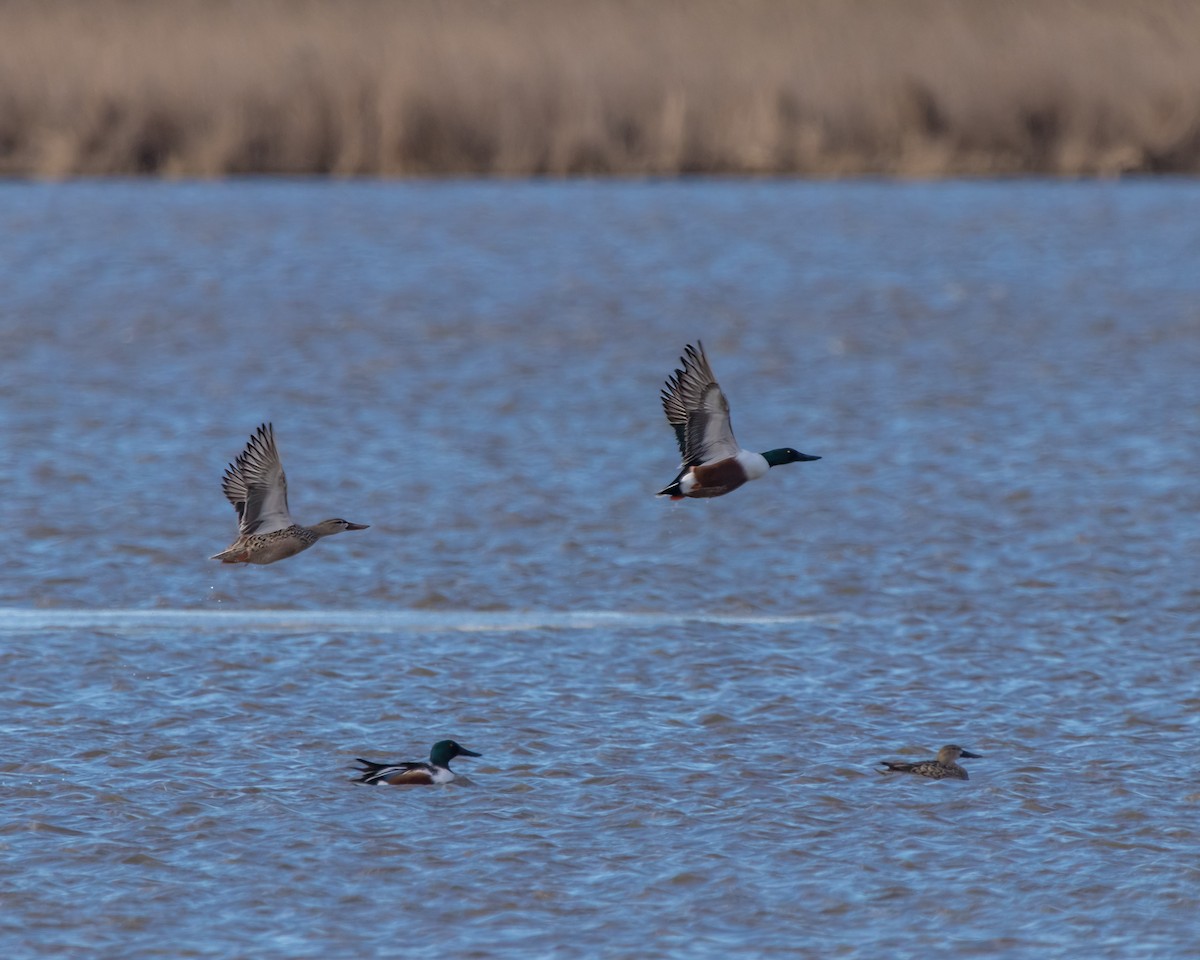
656;467;687;499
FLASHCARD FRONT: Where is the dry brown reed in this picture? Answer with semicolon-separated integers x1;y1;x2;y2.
2;0;1199;177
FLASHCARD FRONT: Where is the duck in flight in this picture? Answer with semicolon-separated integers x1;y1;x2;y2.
658;342;820;499
354;740;482;785
211;422;368;564
877;744;983;781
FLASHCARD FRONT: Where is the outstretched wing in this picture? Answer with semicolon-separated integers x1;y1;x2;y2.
221;423;292;536
660;342;739;467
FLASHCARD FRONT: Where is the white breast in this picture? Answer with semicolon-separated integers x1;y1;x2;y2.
736;450;769;481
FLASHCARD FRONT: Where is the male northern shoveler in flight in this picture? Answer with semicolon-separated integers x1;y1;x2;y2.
877;744;983;781
657;342;820;499
353;740;481;785
211;422;369;565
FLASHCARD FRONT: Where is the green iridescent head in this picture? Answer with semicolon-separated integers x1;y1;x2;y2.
430;740;481;766
762;447;821;467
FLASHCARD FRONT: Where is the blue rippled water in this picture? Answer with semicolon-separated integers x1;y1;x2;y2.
1;180;1198;959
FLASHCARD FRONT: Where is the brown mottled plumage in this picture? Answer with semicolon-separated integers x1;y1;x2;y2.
212;423;368;565
878;744;982;781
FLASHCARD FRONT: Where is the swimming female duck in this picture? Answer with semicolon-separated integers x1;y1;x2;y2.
354;740;482;785
211;422;368;564
877;744;983;781
658;342;820;499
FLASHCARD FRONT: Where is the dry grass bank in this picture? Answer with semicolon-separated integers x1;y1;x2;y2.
2;0;1199;177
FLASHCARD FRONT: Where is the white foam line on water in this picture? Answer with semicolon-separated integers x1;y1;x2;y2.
0;607;853;634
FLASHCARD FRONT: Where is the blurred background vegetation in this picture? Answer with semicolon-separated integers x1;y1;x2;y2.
2;0;1198;178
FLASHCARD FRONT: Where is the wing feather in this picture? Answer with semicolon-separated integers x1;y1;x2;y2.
660;342;739;466
221;423;292;536
353;758;432;785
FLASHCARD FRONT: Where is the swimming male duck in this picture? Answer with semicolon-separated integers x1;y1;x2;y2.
354;740;481;785
877;744;982;781
211;422;368;565
658;342;820;499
